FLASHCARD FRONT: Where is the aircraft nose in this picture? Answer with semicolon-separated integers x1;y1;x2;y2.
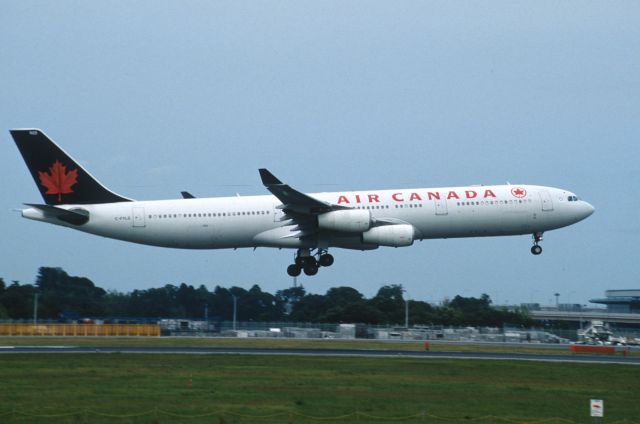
580;201;595;219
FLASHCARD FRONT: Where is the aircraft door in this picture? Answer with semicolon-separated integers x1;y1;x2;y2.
435;198;448;216
539;190;554;211
132;207;146;227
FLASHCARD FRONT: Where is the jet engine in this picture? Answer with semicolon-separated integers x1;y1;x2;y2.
318;210;372;233
361;224;414;247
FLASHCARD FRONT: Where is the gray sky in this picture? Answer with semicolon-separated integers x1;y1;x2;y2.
1;1;638;306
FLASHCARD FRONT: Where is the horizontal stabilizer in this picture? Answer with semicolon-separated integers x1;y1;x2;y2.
25;203;90;225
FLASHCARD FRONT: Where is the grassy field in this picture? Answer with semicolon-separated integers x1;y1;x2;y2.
0;350;638;423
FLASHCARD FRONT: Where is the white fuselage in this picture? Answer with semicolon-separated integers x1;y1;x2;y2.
22;184;594;251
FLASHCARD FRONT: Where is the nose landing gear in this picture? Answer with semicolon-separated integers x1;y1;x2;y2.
531;232;543;255
287;248;335;276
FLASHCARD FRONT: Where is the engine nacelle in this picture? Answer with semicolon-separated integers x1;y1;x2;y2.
318;210;372;233
361;224;414;247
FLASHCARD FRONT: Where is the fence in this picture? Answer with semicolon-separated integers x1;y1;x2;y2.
1;319;636;343
0;323;160;337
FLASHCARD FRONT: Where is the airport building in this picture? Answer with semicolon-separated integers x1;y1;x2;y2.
525;289;640;327
589;290;640;314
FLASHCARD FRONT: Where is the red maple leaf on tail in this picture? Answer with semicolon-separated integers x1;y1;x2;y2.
38;160;78;202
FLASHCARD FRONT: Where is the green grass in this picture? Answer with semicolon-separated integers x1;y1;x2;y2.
0;352;638;423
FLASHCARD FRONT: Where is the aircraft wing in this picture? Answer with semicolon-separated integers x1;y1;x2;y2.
259;168;347;214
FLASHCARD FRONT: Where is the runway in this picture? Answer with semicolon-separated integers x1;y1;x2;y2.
1;345;638;365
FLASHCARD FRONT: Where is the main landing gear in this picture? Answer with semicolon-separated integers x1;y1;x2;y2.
287;248;334;277
531;232;543;255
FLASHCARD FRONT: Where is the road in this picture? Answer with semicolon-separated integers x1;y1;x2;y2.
1;345;638;365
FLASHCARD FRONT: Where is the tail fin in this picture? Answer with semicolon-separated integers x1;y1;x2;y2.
10;129;132;205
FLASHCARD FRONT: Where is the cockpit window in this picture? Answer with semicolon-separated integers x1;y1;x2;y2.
567;196;579;202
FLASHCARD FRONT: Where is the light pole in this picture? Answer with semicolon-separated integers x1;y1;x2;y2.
401;287;409;329
232;294;237;331
33;292;38;325
405;298;409;329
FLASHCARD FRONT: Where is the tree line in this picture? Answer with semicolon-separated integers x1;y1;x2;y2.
0;267;533;327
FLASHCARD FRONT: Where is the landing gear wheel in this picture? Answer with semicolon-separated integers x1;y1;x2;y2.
318;253;334;267
287;264;302;277
290;248;332;276
530;232;543;256
303;263;319;276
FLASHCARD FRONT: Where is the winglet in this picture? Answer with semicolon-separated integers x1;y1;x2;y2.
257;168;338;214
181;191;196;199
259;168;283;186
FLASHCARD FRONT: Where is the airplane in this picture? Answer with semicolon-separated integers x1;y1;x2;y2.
10;129;595;277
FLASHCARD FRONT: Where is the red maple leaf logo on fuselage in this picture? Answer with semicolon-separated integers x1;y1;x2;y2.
38;160;78;202
511;187;527;198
